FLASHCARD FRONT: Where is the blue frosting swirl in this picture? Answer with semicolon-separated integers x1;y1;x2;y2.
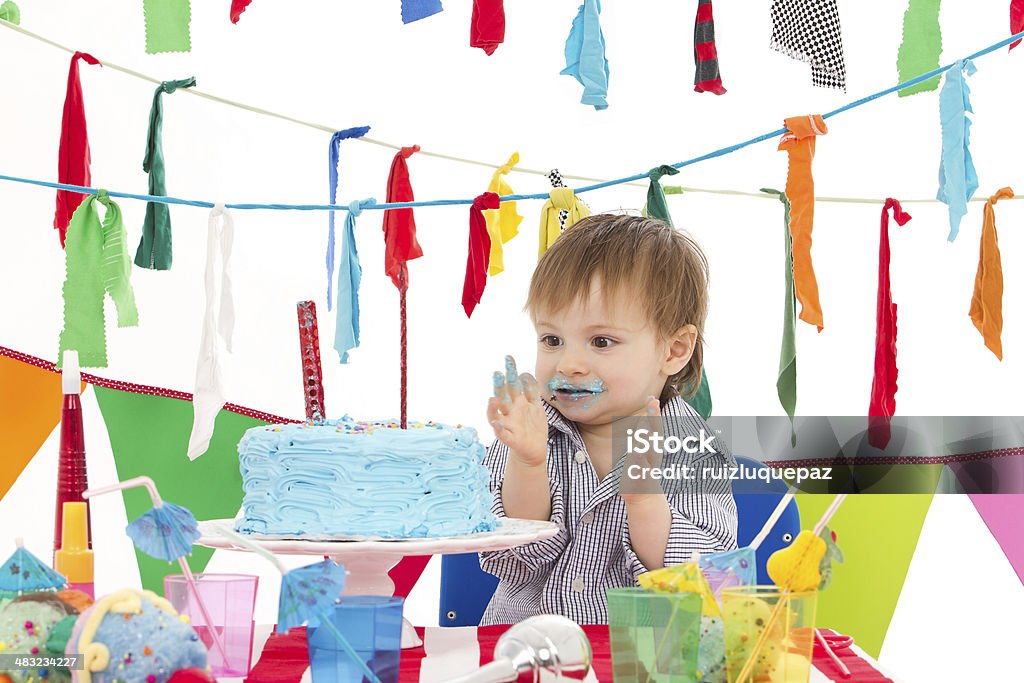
236;417;498;538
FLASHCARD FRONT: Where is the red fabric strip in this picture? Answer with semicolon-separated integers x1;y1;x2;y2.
55;51;102;248
868;199;911;449
231;0;253;23
382;146;424;291
695;41;718;61
470;0;506;55
1012;0;1024;50
694;79;727;95
696;2;714;23
463;192;499;317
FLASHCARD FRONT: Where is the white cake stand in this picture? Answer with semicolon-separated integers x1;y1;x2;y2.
195;518;559;648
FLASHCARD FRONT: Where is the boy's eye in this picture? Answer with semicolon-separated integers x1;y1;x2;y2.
593;336;615;349
540;335;562;347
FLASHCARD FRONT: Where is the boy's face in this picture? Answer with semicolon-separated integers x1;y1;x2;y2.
532;279;694;427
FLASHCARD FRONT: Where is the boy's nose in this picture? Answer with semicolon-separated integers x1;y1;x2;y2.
555;351;589;377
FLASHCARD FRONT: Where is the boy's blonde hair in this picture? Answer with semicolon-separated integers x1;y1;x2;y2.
526;214;709;403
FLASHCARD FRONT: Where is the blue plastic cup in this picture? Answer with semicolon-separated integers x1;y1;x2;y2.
307;596;404;683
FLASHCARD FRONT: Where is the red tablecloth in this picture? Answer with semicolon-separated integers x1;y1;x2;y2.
244;624;894;682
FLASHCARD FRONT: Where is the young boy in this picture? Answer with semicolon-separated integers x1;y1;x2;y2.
479;213;737;625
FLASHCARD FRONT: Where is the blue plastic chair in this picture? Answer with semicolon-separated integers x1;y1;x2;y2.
438;455;800;626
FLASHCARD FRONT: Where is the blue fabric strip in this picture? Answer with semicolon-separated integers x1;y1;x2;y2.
936;58;978;242
335;198;377;364
561;0;609;110
401;0;443;23
327;126;371;310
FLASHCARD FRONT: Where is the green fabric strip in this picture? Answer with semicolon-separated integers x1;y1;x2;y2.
58;191;139;369
143;0;191;54
0;1;21;24
135;77;197;270
646;165;680;227
896;0;942;96
93;385;258;593
646;166;711;418
762;188;796;443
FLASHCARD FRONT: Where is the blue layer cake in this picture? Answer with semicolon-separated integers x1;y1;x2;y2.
236;417;499;538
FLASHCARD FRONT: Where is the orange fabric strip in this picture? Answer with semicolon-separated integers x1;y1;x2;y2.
779;114;828;332
970;187;1014;360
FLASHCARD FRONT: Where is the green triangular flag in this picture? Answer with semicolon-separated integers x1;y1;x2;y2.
94;385;259;592
796;492;936;658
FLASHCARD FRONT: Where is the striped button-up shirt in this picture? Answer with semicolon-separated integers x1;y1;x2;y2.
479;395;738;625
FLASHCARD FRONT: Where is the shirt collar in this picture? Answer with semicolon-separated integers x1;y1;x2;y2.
542;393;695;438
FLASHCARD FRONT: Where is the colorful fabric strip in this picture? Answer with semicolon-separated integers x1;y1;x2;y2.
646;165;680;227
762;188;797;442
969;187;1014;360
55;52;102;248
326;126;371;310
0;1;21;24
896;0;942;96
402;0;443;24
1012;0;1024;51
485;153;523;276
335;199;377;364
382;146;424;290
778;114;828;332
471;0;505;55
135;77;197;270
464;192;500;317
694;0;726;95
58;191;139;369
187;204;236;460
538;188;590;257
937;58;979;242
561;0;609;110
231;0;253;23
868;199;912;450
143;0;191;54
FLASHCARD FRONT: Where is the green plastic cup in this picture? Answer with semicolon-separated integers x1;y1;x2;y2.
607;587;702;682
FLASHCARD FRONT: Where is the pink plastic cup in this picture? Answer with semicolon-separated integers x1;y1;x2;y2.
164;573;259;677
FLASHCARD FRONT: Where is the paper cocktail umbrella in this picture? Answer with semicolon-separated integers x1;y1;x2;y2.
125;501;201;560
211;524;384;683
0;538;67;597
83;476;231;669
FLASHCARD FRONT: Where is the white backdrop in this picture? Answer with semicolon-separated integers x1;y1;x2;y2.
2;2;1023;681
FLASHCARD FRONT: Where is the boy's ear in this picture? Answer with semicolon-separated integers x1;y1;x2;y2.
663;325;698;375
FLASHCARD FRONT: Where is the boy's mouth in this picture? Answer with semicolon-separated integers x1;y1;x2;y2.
547;378;606;402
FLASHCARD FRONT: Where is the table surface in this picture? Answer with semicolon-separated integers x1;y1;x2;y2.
222;623;905;683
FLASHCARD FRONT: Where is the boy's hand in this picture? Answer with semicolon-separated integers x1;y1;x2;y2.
488;355;548;468
621;395;668;506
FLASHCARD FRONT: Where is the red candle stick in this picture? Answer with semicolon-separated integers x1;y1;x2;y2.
55;350;91;560
399;271;408;429
296;301;326;423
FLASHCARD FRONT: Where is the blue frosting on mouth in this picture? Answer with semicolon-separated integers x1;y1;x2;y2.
547;377;606;400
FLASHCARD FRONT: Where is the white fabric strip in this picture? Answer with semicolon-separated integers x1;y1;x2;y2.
187;203;235;460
